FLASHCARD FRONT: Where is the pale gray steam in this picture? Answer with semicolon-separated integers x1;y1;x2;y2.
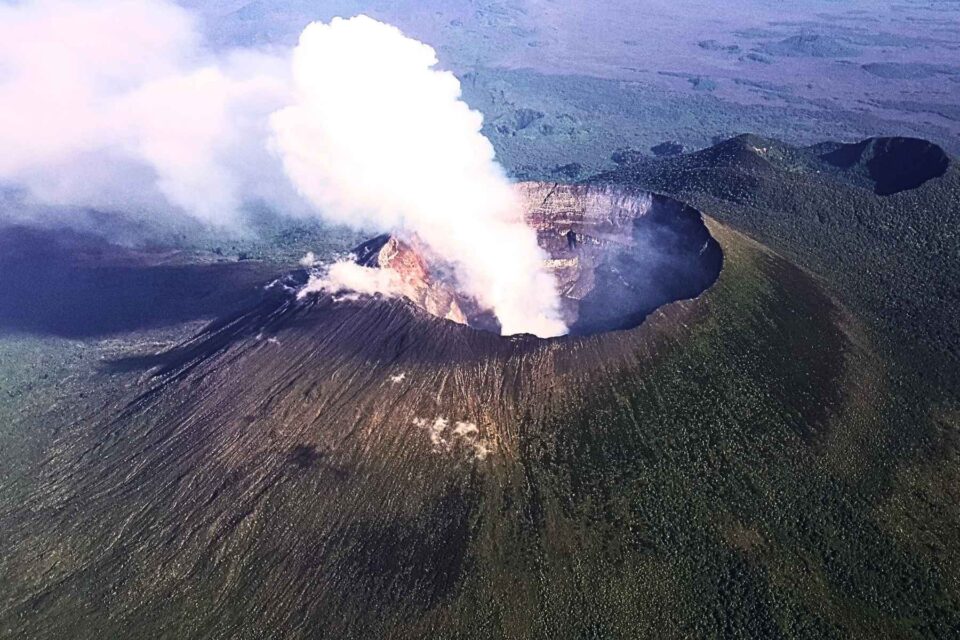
0;1;566;337
0;0;299;225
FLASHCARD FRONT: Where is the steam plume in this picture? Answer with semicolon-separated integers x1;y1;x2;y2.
0;0;296;225
271;17;565;337
0;3;566;337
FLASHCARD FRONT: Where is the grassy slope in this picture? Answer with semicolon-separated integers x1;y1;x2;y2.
398;222;957;639
599;136;960;395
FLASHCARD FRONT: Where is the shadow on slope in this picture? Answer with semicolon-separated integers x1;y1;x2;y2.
0;226;276;338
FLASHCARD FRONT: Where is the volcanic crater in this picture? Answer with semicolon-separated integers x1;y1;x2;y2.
341;182;723;337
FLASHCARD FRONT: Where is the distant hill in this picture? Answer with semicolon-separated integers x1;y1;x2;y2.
761;34;861;58
598;135;959;393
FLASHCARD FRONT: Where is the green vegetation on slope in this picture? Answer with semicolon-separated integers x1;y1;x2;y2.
385;223;958;639
599;135;960;394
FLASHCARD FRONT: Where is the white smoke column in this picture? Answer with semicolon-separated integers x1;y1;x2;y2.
271;16;567;338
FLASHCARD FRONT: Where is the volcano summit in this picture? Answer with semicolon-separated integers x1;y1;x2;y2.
307;183;722;337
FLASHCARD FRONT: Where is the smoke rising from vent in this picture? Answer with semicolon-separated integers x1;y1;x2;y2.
298;261;403;301
0;2;565;337
271;17;566;337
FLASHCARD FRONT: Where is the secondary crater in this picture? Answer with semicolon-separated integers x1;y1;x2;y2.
348;182;723;337
820;137;950;196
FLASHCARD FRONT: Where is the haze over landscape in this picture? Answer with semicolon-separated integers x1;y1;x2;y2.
0;1;958;639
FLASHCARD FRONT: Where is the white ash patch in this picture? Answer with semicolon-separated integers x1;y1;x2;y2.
452;421;478;437
299;251;319;268
264;278;297;294
413;416;492;461
471;442;492;461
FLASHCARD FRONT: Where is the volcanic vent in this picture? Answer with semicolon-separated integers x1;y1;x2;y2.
334;183;723;337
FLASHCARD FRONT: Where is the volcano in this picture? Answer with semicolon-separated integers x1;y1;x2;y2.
0;210;844;639
2;135;958;639
325;183;722;337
